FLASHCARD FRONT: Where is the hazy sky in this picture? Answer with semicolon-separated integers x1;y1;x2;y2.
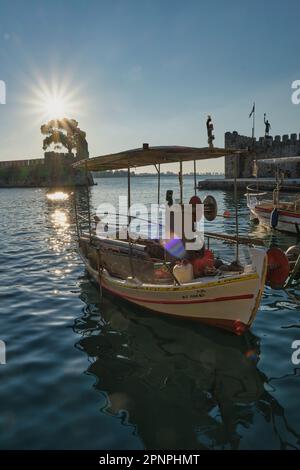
1;0;300;172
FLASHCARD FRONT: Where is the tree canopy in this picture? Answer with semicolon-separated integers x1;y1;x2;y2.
41;118;89;158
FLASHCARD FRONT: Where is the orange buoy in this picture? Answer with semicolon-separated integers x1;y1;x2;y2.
266;247;290;289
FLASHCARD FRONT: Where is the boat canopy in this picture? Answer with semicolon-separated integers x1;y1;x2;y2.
73;145;244;171
256;156;300;165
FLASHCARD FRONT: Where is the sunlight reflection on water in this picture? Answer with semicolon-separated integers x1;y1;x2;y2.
0;178;299;450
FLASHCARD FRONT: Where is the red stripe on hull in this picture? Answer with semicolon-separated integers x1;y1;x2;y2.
101;284;249;334
255;206;300;220
101;282;254;305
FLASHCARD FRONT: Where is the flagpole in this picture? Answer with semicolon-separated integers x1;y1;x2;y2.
252;102;255;141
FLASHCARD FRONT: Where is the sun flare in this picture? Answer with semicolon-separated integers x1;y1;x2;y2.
43;95;66;119
24;76;84;123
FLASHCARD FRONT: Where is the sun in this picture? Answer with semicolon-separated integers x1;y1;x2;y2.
43;95;66;119
24;76;84;123
40;88;71;120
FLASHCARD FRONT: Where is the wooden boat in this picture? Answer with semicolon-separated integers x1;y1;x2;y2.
248;198;300;234
72;145;270;334
246;157;300;234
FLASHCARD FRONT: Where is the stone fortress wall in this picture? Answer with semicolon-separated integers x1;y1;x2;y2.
225;131;300;179
0;157;44;168
0;150;92;187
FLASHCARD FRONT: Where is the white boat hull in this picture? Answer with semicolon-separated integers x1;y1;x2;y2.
80;247;267;334
252;206;300;234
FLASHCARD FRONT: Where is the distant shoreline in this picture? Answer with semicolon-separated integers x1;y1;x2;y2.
93;173;225;178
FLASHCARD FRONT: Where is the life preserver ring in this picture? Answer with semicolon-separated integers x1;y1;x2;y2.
203;195;218;221
270;208;279;228
189;195;202;224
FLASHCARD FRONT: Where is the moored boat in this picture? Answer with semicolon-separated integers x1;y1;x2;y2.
246;156;300;234
78;234;267;334
71;145;286;334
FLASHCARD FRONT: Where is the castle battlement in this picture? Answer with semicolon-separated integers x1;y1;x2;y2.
225;131;300;178
0;158;44;169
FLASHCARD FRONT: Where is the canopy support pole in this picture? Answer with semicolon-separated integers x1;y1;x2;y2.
85;161;92;239
154;164;161;239
193;160;197;196
154;164;160;204
179;160;183;204
127;165;134;277
73;191;80;239
127;165;131;218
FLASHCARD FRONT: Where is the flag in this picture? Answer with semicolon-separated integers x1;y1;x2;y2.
249;103;255;118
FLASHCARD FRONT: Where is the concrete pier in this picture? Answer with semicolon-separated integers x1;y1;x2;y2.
198;178;300;192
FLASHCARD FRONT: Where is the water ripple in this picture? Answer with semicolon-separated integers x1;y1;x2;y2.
0;179;300;449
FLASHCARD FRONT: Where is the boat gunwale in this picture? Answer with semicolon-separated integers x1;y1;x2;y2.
79;249;259;292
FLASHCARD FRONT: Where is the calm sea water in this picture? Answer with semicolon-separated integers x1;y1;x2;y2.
0;175;300;450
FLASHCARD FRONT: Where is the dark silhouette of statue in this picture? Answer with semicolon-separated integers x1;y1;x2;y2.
206;115;215;148
264;113;271;137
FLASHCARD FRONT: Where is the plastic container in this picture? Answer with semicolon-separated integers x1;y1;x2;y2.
173;261;193;283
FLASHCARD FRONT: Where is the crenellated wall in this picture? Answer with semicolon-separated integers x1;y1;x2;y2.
0;158;44;168
0;151;93;187
225;131;300;178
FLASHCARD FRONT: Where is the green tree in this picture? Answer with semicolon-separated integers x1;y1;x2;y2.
41;118;89;158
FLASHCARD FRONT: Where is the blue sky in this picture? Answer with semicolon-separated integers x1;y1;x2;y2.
1;0;300;172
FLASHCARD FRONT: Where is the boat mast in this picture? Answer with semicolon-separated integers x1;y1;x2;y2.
273;167;282;208
234;157;239;262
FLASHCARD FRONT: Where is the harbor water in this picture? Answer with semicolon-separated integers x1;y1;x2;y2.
0;176;300;450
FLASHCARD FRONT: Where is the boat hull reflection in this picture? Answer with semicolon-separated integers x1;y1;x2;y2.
74;279;300;450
